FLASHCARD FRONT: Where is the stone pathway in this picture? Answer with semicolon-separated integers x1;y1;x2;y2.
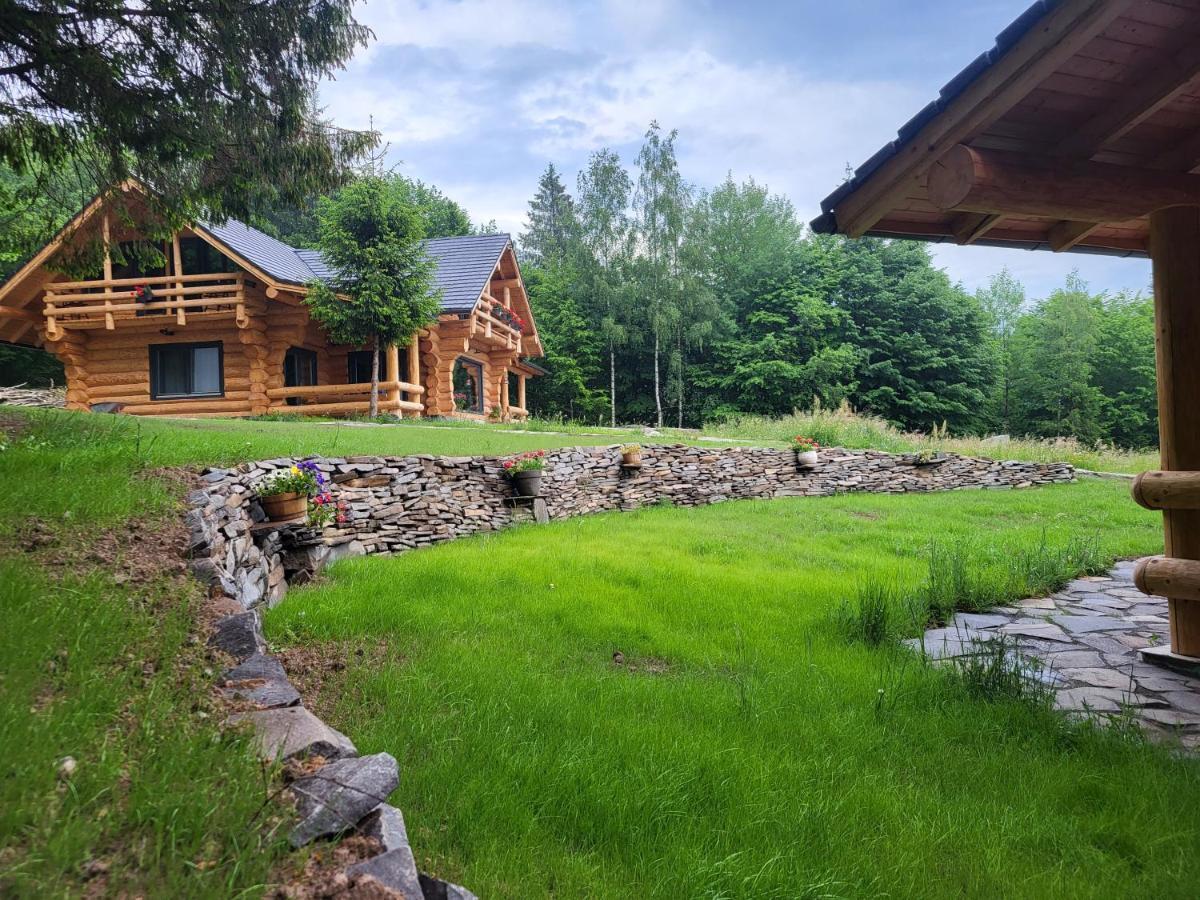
906;560;1200;750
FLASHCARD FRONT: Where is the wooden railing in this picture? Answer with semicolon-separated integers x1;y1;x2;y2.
44;273;245;338
266;380;425;416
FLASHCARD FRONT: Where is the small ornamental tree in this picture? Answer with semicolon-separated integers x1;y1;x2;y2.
306;177;440;418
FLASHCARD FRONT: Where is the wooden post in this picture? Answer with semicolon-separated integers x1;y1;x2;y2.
102;214;114;330
407;332;421;417
518;373;526;412
501;367;509;416
172;233;186;326
1150;205;1200;657
385;343;401;413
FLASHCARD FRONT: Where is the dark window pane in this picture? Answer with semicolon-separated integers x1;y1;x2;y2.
347;350;385;384
453;357;483;413
158;348;190;396
192;346;222;394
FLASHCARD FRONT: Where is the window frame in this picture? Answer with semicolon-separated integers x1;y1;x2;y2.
149;341;225;400
452;356;485;414
346;349;387;384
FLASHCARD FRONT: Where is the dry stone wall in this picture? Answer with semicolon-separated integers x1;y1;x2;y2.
186;445;1075;613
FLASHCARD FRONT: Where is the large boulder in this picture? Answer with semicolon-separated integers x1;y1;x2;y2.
289;753;399;847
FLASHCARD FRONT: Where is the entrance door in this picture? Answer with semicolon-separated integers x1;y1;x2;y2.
283;347;318;406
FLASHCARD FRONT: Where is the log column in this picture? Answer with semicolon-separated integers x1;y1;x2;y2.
1150;205;1200;657
385;343;401;413
407;331;421;417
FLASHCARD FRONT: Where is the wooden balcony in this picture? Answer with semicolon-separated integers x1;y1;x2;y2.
44;273;246;339
266;380;425;416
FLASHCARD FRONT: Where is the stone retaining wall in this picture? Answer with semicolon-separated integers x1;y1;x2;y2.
187;444;1074;612
187;444;1072;895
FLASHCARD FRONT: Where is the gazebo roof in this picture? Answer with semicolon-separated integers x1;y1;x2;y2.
811;0;1200;258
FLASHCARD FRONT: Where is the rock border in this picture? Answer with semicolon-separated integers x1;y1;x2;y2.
189;443;1074;894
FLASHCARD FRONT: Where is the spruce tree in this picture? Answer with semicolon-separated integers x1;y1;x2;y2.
520;163;578;268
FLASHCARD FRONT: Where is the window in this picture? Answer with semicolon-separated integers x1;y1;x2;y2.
452;357;484;413
111;241;166;281
150;342;223;400
507;371;519;407
284;347;318;406
347;349;387;384
179;237;236;275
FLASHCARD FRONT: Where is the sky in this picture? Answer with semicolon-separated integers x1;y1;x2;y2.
317;0;1153;301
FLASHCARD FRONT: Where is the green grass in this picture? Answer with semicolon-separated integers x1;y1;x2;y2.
0;411;292;896
264;480;1200;899
702;406;1159;474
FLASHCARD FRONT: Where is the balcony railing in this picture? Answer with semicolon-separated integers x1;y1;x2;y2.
44;273;246;338
266;380;425;416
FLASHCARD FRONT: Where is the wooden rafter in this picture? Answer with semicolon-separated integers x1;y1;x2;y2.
1048;38;1200;251
950;212;1004;245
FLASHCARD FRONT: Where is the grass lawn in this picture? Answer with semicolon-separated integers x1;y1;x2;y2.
265;480;1200;899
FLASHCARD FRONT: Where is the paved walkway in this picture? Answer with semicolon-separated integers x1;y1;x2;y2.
906;560;1200;750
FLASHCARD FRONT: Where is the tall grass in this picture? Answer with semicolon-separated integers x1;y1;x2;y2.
703;402;1158;474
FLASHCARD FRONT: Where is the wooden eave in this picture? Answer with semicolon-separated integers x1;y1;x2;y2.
812;0;1200;257
470;241;544;358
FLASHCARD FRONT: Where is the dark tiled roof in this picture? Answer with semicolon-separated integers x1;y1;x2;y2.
424;233;510;313
811;0;1055;234
200;218;511;313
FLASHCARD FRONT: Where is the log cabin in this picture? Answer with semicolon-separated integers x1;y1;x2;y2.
811;0;1200;665
0;182;544;420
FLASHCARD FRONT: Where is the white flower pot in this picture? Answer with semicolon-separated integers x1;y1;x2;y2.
796;449;819;468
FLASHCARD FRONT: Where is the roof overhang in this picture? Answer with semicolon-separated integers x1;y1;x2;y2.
812;0;1200;258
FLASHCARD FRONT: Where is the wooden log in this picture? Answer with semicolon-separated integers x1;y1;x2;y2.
0;304;39;322
927;144;1200;223
1135;556;1200;603
1149;205;1200;657
1131;471;1200;510
121;398;250;415
264;381;423;399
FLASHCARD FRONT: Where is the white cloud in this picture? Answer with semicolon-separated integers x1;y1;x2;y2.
352;0;576;55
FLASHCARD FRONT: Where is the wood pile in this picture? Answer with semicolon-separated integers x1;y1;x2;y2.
0;384;66;408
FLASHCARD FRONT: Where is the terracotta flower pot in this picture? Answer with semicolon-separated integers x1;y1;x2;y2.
796;449;819;468
511;470;543;498
260;491;308;522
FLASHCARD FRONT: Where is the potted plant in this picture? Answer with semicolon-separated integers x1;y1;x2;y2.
502;450;546;497
258;461;327;523
791;435;821;468
911;448;945;466
620;443;642;466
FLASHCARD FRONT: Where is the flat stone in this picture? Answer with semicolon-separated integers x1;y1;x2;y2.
418;874;480;900
1160;691;1200;715
1062;667;1138;690
951;613;1010;630
1074;633;1132;654
348;845;422;898
1138;708;1200;728
359;804;411;853
1039;650;1104;669
229;706;356;762
1017;597;1056;610
290;752;400;847
1054;687;1132;713
1052;614;1128;634
222;652;287;683
999;622;1074;643
208;611;265;661
220;677;301;709
1133;672;1193;694
1139;644;1200;676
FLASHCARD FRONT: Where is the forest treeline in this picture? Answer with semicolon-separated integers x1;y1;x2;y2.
518;124;1157;449
0;126;1157;449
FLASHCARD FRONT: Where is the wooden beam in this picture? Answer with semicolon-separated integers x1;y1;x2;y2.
1055;43;1200;159
951;212;1003;245
927;145;1200;222
1132;470;1200;510
1149;205;1200;657
833;0;1134;237
1048;220;1102;252
0;304;39;322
